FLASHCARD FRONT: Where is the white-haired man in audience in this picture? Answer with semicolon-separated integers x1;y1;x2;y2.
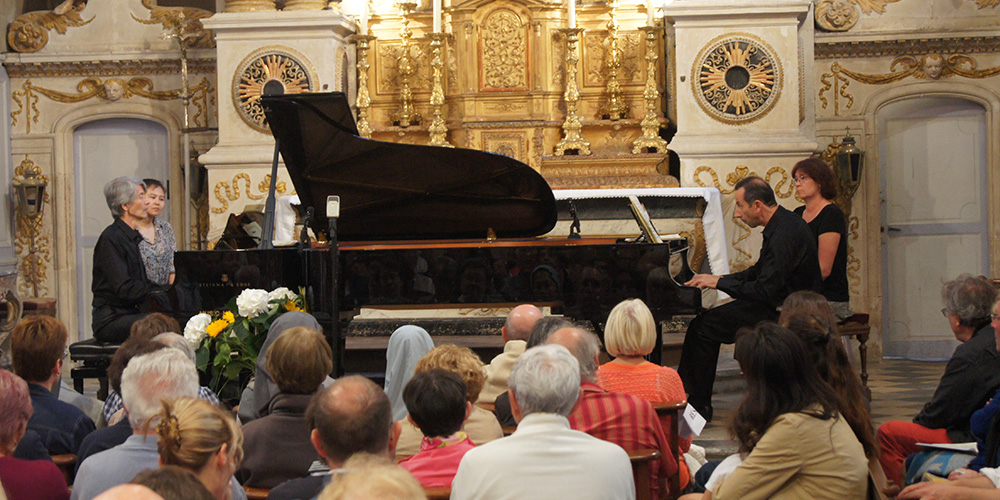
549;326;677;499
451;344;635;500
478;304;543;404
72;349;247;500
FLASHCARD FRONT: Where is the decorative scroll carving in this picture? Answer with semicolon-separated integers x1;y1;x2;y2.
816;36;1000;59
815;0;860;32
212;173;289;214
377;41;432;93
13;157;51;298
976;0;1000;8
847;216;861;295
4;58;217;78
479;9;528;91
10;77;215;133
7;0;94;53
131;0;215;49
584;31;642;87
819;54;1000;115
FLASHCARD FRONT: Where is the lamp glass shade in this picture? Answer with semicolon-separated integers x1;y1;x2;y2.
16;180;46;218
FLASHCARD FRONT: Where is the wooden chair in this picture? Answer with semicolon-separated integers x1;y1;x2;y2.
628;448;661;500
475;401;495;413
244;487;269;500
50;454;76;485
836;313;872;400
867;455;894;500
424;486;451;500
500;425;516;436
652;400;687;499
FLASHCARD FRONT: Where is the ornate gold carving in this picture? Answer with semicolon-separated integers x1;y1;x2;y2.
212;173;289;214
131;0;214;49
479;9;528;92
584;30;641;87
7;1;94;53
377;41;431;93
428;33;453;147
816;36;1000;60
819;54;1000;115
10;77;214;133
555;28;591;156
847;216;861;295
224;0;278;12
482;132;527;163
542;161;679;189
393;2;421;127
976;0;1000;8
693;33;782;125
13;156;51;298
815;0;859;32
632;25;669;154
599;1;628;120
233;48;316;134
351;34;376;138
4;58;217;78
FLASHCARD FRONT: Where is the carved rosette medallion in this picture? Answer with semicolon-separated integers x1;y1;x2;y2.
232;47;317;133
693;33;782;125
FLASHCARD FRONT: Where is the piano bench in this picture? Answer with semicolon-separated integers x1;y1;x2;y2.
836;313;872;401
68;338;120;401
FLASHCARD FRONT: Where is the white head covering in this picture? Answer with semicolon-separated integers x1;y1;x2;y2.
384;325;434;421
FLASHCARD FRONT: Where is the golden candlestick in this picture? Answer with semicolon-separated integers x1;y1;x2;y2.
350;34;376;138
555;28;591;156
392;2;421;127
427;33;453;147
631;25;670;154
601;1;627;120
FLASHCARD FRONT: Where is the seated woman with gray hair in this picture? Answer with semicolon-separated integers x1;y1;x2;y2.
92;176;165;343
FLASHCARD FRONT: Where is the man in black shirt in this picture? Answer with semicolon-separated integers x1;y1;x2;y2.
678;176;822;420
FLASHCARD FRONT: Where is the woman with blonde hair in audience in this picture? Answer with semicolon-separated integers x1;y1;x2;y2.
152;397;244;500
318;454;426;500
0;369;68;500
236;326;332;488
679;323;867;500
778;290;878;458
395;345;503;455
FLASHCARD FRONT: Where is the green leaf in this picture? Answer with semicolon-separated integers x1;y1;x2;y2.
222;363;244;381
195;346;210;371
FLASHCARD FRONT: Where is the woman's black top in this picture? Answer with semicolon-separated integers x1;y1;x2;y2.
794;203;849;302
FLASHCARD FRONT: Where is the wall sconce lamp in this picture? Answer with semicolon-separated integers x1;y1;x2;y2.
823;128;864;217
12;156;48;298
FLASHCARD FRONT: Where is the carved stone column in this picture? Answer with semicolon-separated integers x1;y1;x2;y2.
283;0;328;9
224;0;278;12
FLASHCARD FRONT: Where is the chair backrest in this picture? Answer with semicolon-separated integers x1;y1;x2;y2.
424;486;451;500
867;455;892;500
628;448;660;500
50;454;76;486
244;486;269;500
652;400;687;499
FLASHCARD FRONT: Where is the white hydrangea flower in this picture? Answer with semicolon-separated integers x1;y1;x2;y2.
236;288;271;318
183;313;211;346
268;287;297;304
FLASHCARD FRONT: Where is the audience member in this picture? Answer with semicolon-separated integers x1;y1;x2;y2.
384;325;434;422
71;349;216;500
399;369;475;487
478;305;542;404
77;338;167;469
11;316;95;456
318;454;426;500
451;344;635;500
396;345;502;455
131;466;215;500
92;485;164;500
598;299;685;404
128;313;181;343
898;468;1000;499
493;316;572;426
92;176;162;342
154;398;244;500
877;274;1000;486
0;369;69;500
550;326;677;498
237;326;331;488
268;376;400;500
778;291;878;457
679;176;822;420
241;311;331;423
678;323;868;500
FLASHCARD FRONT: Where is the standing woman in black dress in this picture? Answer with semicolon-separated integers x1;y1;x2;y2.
791;158;853;320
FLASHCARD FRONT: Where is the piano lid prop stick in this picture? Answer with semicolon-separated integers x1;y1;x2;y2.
258;139;281;250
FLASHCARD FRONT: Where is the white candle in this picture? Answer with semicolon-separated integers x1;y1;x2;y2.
433;0;442;33
360;0;369;35
567;0;576;28
646;0;655;25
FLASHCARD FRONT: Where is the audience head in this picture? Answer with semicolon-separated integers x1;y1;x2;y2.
778;291;839;329
791;157;838;200
403;369;468;439
941;274;998;334
318;454;426;500
130;313;182;343
605;298;656;357
130;466;215;500
0;370;32;455
11;315;68;385
254;311;324;418
503;304;543;343
731;322;840;452
122;349;199;430
526;316;573;348
307;375;396;467
152;333;195;362
93;485;165;500
109;337;168;396
546;327;601;383
508;344;581;419
266;326;333;394
104;176;146;218
414;345;485;404
153;397;243;500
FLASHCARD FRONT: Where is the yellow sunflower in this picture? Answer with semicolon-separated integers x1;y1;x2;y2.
206;319;229;338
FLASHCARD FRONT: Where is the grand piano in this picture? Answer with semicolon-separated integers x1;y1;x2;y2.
174;92;701;375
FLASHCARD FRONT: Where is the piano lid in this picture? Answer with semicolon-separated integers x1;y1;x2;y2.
261;92;557;241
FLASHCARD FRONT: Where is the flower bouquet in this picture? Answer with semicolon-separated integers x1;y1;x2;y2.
183;286;306;397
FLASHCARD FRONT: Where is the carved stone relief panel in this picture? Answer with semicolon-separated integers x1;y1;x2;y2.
482;131;528;163
477;7;529;92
